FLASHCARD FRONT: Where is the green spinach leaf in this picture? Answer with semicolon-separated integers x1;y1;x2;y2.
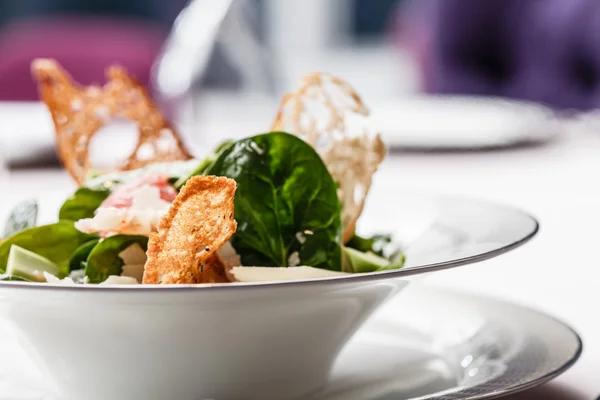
0;221;96;274
59;188;110;221
85;235;148;283
206;132;342;270
69;239;100;271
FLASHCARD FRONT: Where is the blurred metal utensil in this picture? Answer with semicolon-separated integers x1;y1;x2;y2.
152;0;274;107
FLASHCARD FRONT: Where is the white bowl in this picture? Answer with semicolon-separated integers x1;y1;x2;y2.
0;193;538;400
0;279;405;400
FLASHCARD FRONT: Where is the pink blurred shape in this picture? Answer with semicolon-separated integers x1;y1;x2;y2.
0;15;167;101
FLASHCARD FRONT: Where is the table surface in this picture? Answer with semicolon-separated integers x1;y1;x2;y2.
2;119;598;399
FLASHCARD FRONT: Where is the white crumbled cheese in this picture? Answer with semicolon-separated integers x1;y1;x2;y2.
76;208;125;232
295;232;306;244
249;141;264;155
217;241;242;281
99;276;139;285
217;241;242;268
43;272;61;284
68;269;85;280
287;251;300;267
75;185;171;236
118;243;148;283
118;243;148;265
120;264;144;283
30;270;46;282
130;185;171;210
43;272;76;285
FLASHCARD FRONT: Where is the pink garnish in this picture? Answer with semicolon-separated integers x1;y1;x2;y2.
100;174;177;209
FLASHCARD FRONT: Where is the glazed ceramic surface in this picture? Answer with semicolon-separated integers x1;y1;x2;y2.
0;193;539;400
0;285;580;400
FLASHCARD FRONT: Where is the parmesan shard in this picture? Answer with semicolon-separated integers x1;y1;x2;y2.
230;266;350;282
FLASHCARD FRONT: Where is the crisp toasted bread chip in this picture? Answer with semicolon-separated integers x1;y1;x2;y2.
200;252;229;283
143;176;237;284
271;72;386;243
31;59;191;184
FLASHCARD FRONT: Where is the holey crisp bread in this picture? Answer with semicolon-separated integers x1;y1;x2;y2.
271;72;386;243
32;59;191;184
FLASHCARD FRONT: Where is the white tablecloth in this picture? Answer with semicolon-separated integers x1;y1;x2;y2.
1;123;598;399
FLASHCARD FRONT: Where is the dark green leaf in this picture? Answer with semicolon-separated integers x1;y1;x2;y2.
59;188;110;221
69;239;100;272
4;199;38;237
0;221;96;274
207;132;342;271
85;235;148;283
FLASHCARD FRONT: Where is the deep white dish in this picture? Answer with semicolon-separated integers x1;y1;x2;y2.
0;193;539;400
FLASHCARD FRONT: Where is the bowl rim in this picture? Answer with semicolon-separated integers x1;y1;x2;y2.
0;195;539;293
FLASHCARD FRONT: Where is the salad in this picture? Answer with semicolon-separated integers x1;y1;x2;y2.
0;60;404;285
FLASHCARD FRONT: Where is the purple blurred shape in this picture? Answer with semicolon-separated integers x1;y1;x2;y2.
0;15;167;101
394;0;600;110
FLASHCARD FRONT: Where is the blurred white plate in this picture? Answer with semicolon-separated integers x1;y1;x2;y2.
0;95;561;167
372;95;562;150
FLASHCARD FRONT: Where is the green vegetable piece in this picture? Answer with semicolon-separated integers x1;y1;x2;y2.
84;159;200;191
59;188;110;221
378;253;406;271
207;132;343;271
0;221;96;274
4;199;38;237
0;274;31;282
174;140;234;190
69;239;100;272
6;245;64;282
346;233;405;263
346;234;392;258
343;246;405;273
84;235;148;283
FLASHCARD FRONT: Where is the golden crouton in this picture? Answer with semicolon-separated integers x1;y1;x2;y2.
143;176;237;284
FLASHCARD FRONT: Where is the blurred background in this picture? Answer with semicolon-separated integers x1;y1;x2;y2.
0;0;413;98
1;0;598;163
